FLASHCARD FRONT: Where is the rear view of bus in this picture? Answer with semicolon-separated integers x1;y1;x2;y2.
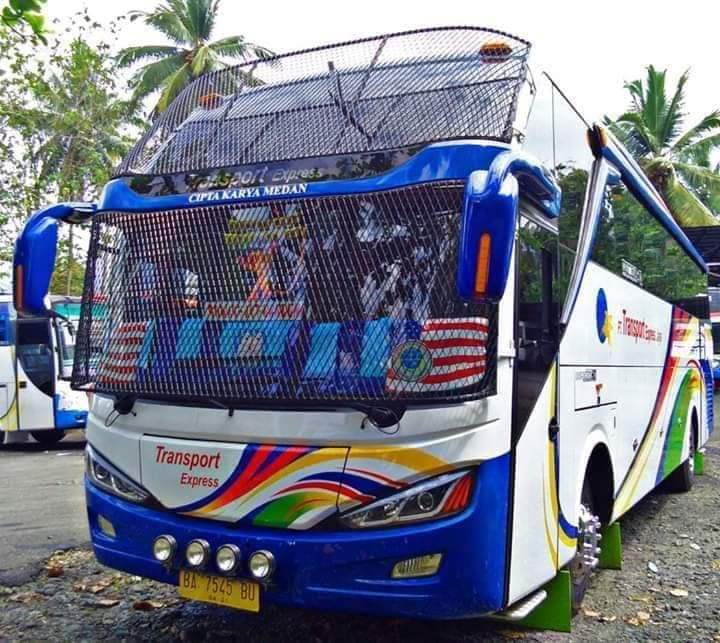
13;27;711;625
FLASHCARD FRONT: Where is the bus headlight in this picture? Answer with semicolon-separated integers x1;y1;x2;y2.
339;470;473;529
86;445;151;505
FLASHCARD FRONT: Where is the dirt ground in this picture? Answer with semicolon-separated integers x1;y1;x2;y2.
1;437;719;641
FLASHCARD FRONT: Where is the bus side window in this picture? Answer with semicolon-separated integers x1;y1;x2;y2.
516;215;558;430
524;75;593;310
591;183;707;313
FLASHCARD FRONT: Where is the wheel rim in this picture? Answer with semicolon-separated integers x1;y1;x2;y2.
570;503;602;587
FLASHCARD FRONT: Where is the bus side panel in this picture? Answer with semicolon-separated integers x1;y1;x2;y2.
557;263;704;533
507;366;560;605
612;306;704;519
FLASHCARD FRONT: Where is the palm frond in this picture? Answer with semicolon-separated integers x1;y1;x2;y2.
155;63;192;113
116;45;182;68
662;171;719;226
189;44;211;76
163;0;202;44
615;111;662;156
129;55;186;100
671;111;720;153
208;35;274;62
642;65;667;139
659;69;688;148
679;132;720;168
673;160;720;193
144;6;193;45
623;79;645;113
184;0;217;42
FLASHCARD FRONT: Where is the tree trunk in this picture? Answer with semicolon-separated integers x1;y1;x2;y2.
65;226;74;296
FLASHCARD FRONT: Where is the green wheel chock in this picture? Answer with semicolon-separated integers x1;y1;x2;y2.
598;522;622;570
515;570;572;633
694;449;705;476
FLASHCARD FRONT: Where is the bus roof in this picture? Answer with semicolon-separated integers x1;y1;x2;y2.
115;27;530;178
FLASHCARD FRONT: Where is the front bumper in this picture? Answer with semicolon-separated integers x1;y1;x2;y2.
86;453;510;620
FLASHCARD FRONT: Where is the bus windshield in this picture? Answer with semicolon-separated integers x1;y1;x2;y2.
73;184;495;407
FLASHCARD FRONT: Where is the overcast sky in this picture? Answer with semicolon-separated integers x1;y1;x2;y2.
47;0;719;128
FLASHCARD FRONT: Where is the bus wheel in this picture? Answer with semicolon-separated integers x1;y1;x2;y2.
663;422;696;493
31;430;66;445
569;479;601;613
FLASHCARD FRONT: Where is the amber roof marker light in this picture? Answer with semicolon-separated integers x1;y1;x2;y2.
479;41;513;63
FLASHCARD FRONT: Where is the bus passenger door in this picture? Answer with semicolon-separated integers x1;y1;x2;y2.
15;317;55;430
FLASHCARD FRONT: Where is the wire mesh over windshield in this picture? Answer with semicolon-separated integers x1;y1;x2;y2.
72;183;496;406
115;27;530;177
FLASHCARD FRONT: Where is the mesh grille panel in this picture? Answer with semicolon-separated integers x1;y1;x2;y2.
73;183;496;406
115;27;530;177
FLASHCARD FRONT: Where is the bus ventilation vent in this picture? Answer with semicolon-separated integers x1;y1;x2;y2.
72;182;497;408
114;27;530;177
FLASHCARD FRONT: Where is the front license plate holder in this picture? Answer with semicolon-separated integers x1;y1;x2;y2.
178;569;260;612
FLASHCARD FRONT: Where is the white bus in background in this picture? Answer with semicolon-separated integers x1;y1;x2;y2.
0;293;87;445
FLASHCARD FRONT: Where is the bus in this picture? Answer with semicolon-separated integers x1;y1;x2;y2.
709;287;720;387
0;290;87;445
13;28;713;629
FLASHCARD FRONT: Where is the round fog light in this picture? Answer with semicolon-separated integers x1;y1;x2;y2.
215;544;241;574
185;539;210;568
248;550;275;580
152;535;176;563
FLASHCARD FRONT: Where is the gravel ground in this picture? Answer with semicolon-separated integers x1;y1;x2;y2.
1;437;718;641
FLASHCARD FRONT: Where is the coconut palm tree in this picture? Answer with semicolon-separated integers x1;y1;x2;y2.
605;65;720;226
118;0;273;115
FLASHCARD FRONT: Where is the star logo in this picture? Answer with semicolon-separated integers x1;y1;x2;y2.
596;288;612;345
602;309;613;345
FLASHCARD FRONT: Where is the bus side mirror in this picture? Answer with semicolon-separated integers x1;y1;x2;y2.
456;170;518;301
13;203;95;315
457;151;561;302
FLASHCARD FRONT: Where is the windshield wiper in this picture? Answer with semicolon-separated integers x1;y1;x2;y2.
327;61;373;144
347;402;405;429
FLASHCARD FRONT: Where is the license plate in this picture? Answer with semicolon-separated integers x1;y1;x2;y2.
178;570;260;612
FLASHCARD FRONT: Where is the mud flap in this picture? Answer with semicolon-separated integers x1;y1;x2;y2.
513;570;572;633
694;449;705;476
598;522;622;570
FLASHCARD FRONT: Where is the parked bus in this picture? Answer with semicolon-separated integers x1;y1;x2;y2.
0;290;87;445
13;28;713;628
709;287;720;386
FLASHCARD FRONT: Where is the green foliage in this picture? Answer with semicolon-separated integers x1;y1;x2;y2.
593;185;706;301
605;66;720;227
0;11;140;295
118;0;273;114
1;0;47;43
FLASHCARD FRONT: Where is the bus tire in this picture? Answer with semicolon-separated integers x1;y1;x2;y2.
569;477;602;613
31;430;66;445
663;415;697;493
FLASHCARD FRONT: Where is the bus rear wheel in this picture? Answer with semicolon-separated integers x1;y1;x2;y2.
569;479;602;613
31;430;65;445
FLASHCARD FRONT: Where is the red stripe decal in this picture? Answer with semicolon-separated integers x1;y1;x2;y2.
420;366;485;384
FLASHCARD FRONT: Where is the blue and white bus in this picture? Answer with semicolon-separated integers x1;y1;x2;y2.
13;28;712;629
0;290;87;445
